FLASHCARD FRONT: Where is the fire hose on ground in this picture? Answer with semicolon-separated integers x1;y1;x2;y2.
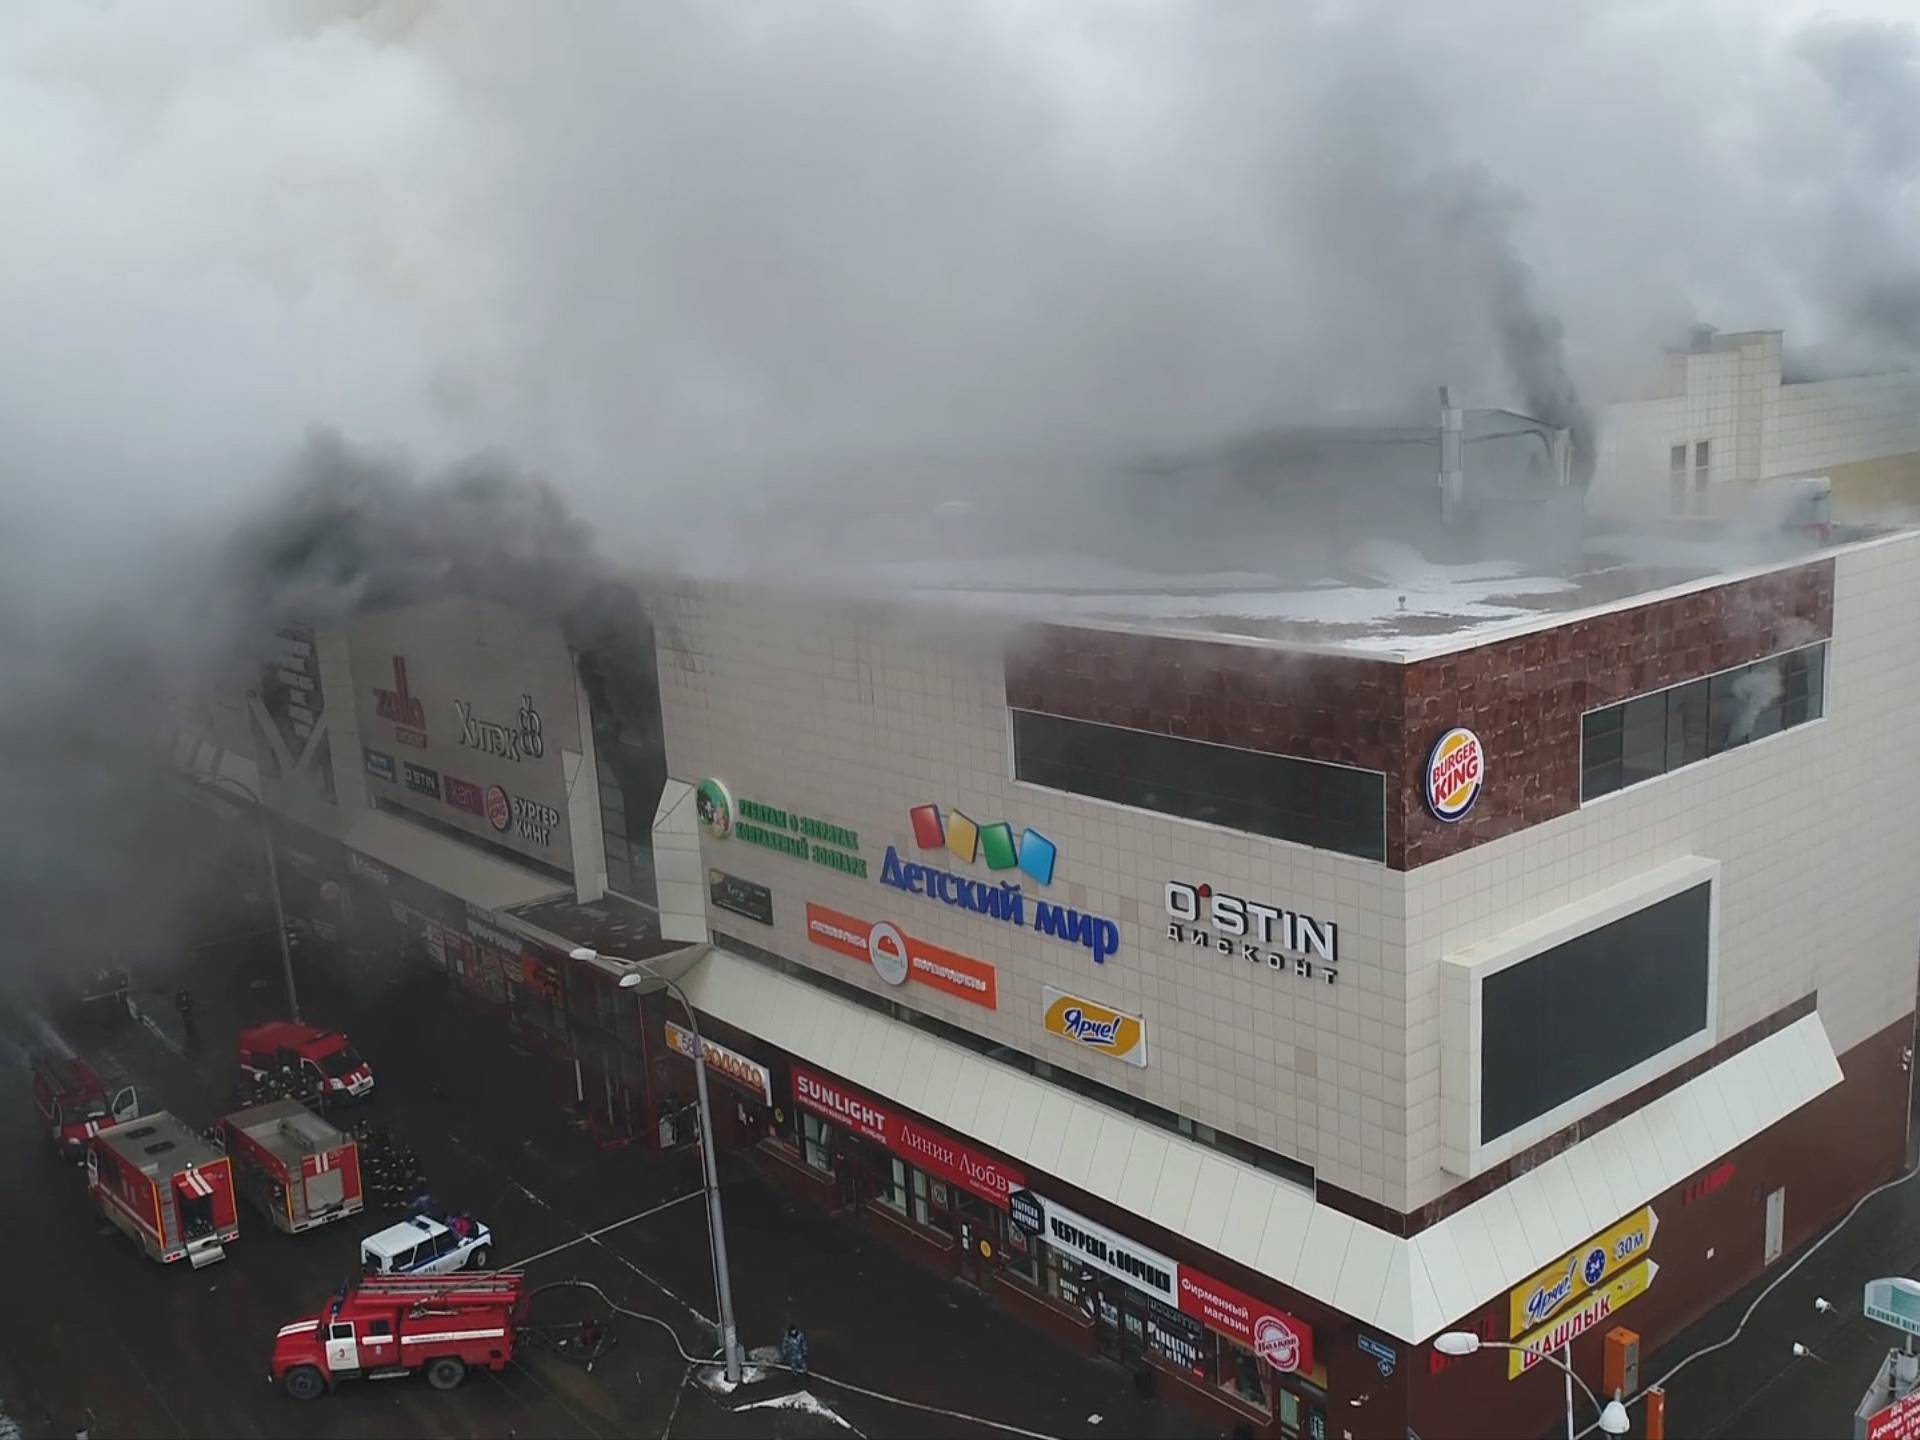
524;1277;1069;1440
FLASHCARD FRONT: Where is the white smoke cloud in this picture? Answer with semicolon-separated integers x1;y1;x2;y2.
2;0;1915;977
5;0;1917;578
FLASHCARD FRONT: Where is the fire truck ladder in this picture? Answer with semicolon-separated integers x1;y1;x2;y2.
275;1118;322;1153
355;1273;524;1310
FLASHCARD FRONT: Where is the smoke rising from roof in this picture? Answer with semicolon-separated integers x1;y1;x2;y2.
5;0;1917;575
0;1;1917;979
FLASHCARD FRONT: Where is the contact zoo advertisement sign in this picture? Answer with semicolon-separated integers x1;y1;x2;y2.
348;600;583;872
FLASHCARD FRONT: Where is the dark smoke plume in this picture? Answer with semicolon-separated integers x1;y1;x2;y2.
1424;168;1598;486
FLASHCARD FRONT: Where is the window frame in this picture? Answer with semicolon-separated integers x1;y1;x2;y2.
879;1156;909;1215
799;1112;835;1175
1578;642;1828;805
1216;1334;1274;1414
1007;708;1388;864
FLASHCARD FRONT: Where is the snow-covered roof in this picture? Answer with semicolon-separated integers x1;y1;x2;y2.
838;525;1874;661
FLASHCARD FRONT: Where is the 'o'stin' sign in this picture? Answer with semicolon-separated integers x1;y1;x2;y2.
1424;727;1485;822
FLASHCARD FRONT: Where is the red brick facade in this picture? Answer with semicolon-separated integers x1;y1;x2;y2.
1004;560;1835;870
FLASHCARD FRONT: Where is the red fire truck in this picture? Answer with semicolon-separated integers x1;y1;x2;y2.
238;1022;375;1102
30;1052;138;1159
221;1098;364;1233
271;1273;527;1400
87;1111;240;1268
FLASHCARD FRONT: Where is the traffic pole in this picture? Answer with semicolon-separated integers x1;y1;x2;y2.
674;981;742;1385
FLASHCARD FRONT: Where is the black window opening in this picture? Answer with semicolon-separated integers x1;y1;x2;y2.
1479;881;1712;1145
1010;709;1386;862
1581;643;1826;801
576;589;669;907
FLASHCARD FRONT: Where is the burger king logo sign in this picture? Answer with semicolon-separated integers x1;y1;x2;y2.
1424;727;1485;822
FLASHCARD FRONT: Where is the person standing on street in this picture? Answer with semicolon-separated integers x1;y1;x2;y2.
781;1324;809;1377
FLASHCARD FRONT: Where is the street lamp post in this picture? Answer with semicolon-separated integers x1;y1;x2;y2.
573;946;743;1386
198;775;301;1024
1432;1332;1630;1437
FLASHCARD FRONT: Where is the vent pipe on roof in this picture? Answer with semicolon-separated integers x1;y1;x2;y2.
1438;386;1466;525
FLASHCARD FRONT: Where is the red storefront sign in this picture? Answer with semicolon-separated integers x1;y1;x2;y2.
1177;1267;1315;1375
1869;1390;1920;1440
791;1065;1025;1209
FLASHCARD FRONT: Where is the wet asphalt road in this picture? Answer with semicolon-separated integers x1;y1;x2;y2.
0;914;1202;1440
14;901;1920;1437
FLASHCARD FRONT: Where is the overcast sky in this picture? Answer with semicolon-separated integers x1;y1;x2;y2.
2;0;1917;573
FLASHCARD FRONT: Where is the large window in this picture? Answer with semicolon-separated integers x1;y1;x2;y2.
1581;644;1825;801
576;589;669;905
799;1112;835;1174
1218;1336;1273;1414
879;1157;909;1215
1480;881;1712;1144
1010;709;1386;862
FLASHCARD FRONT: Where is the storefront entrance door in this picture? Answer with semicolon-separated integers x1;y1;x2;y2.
953;1192;993;1287
1092;1284;1148;1366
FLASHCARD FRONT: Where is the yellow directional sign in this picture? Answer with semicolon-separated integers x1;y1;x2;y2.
1508;1259;1659;1380
1508;1206;1659;1335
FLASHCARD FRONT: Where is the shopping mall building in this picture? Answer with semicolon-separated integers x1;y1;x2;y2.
173;336;1920;1439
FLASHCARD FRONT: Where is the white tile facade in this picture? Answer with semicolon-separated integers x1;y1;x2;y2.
1403;532;1920;1207
658;592;1401;1203
1594;330;1920;504
659;529;1920;1218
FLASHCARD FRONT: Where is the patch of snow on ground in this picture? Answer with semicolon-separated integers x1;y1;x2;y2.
736;1390;855;1430
697;1363;768;1395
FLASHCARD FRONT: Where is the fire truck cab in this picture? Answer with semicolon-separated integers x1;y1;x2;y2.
272;1272;526;1400
87;1111;239;1268
31;1053;138;1159
238;1022;374;1101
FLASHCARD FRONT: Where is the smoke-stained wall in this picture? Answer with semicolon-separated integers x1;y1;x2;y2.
346;598;586;874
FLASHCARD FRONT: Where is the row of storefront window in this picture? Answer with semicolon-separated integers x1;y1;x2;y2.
784;1104;1312;1424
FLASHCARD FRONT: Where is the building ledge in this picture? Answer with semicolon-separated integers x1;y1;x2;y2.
683;944;1842;1343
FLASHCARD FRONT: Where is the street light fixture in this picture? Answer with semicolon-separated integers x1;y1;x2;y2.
573;945;744;1386
1432;1332;1630;1436
195;774;301;1024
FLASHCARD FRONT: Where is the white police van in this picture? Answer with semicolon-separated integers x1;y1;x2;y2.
360;1213;493;1276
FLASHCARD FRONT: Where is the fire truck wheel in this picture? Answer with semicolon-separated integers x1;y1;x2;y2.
283;1365;326;1402
424;1356;467;1392
465;1246;490;1270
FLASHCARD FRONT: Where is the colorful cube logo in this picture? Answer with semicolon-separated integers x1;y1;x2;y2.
978;822;1018;872
1016;827;1056;887
907;805;1056;886
945;811;980;865
908;804;944;850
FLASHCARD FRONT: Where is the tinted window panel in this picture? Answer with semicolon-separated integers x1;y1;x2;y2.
1011;710;1386;861
1620;694;1666;787
1480;882;1712;1143
1581;644;1825;803
1665;680;1709;770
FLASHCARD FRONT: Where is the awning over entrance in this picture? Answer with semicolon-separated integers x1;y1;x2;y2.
684;945;1842;1343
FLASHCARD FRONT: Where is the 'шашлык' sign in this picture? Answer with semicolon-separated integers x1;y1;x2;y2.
791;1065;1025;1210
1177;1268;1316;1375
